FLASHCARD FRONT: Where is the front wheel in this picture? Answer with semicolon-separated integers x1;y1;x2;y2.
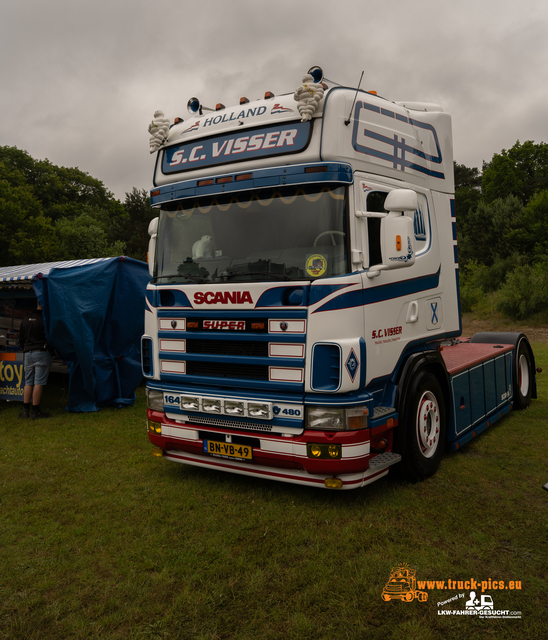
401;371;447;482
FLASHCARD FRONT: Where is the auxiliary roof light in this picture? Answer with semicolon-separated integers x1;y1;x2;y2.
187;97;214;116
307;66;324;83
187;97;200;114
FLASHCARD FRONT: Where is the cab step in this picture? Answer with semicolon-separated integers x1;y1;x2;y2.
369;452;402;470
372;406;396;419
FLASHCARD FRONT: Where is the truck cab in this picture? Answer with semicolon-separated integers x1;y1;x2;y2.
143;68;536;489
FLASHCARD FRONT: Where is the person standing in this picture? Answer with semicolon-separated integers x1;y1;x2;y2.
18;301;53;419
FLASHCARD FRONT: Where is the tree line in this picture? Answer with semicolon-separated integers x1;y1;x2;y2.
0;146;156;267
456;140;548;320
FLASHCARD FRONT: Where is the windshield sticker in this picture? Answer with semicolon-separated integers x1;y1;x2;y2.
306;254;327;278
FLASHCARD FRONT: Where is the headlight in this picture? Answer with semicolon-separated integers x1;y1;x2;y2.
307;407;344;430
146;389;164;411
306;406;368;430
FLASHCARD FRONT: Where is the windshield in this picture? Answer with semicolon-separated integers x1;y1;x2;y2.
154;184;348;283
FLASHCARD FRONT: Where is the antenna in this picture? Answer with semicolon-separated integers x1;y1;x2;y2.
344;71;364;126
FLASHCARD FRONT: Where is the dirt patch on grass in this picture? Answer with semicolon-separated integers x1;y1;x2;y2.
461;312;548;344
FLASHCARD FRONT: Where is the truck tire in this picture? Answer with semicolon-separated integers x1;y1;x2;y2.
514;337;533;410
401;370;446;482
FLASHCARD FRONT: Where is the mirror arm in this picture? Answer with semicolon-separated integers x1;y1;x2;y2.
366;264;388;279
355;210;386;219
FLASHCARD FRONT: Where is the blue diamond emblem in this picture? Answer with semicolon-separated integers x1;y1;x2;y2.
345;349;359;382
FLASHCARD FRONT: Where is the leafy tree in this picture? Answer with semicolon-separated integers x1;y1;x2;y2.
510;189;548;259
0;162;58;266
457;194;523;267
454;162;482;236
495;260;548;320
55;214;125;261
0;146;123;222
454;162;482;190
82;203;129;249
121;188;157;262
0;146;129;265
482;140;548;205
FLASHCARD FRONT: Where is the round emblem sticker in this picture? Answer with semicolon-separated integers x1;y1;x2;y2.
306;254;327;278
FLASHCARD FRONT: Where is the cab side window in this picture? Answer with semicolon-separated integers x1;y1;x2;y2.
366;191;387;267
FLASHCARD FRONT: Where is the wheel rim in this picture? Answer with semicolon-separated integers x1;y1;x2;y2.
518;353;530;397
416;391;440;458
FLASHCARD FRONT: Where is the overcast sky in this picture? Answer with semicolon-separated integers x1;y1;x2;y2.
2;0;547;201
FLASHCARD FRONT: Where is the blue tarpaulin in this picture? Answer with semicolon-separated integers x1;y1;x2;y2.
0;257;150;412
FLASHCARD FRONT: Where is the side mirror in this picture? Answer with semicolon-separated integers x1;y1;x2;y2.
381;213;416;269
384;188;418;212
147;217;159;277
367;189;417;278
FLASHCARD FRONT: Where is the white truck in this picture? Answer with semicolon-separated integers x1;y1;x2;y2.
142;67;537;489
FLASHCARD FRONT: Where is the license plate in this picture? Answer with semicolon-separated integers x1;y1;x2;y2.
204;440;253;461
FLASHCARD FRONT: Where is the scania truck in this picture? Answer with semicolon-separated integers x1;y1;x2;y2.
142;67;537;489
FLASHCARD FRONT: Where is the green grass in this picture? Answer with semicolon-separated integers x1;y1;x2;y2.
1;346;547;640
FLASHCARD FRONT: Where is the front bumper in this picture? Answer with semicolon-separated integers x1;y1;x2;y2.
147;409;390;489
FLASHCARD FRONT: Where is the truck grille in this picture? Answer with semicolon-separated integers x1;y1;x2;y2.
158;310;306;388
186;361;269;380
186;339;268;357
192;415;274;432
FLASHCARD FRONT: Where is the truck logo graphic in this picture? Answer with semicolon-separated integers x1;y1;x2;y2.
345;349;359;382
431;302;439;325
193;291;253;305
352;101;445;180
388;236;414;263
271;103;294;114
382;564;428;602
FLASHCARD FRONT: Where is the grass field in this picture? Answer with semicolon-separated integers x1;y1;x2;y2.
1;334;547;639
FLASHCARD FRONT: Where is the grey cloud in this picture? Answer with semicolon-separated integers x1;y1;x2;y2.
1;0;547;200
